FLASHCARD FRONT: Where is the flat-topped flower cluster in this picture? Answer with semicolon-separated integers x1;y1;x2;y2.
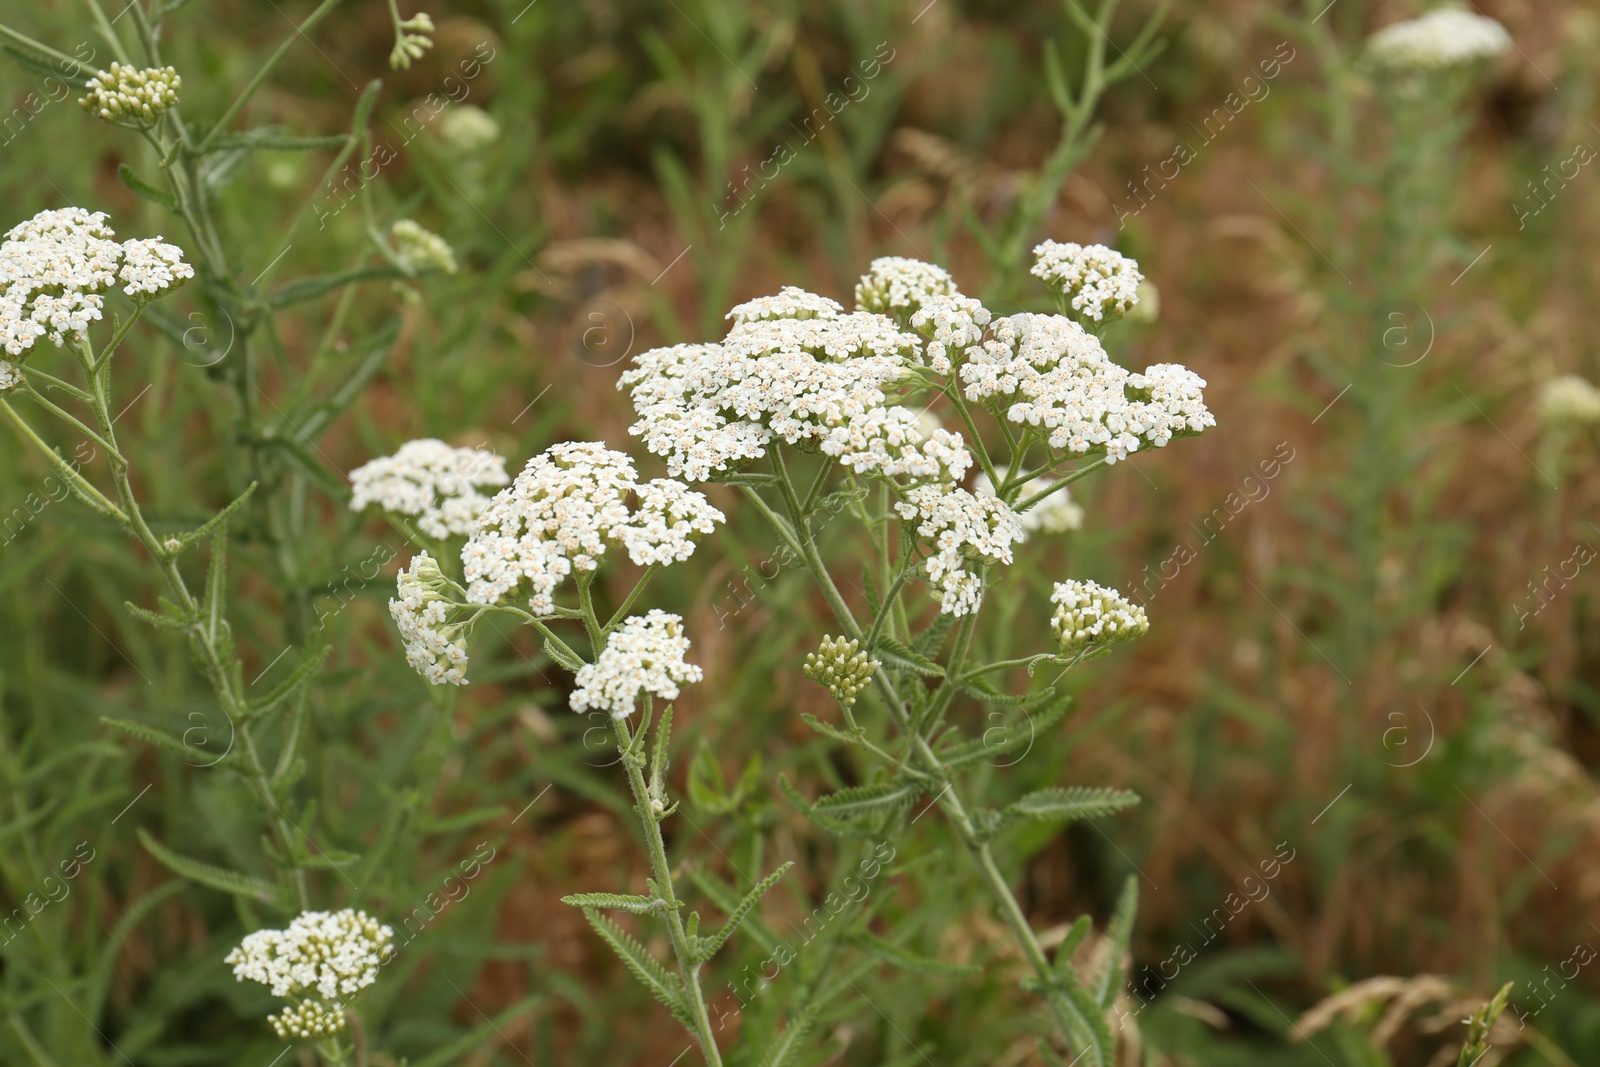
225;909;393;1040
1367;7;1510;72
0;207;192;359
619;248;1213;617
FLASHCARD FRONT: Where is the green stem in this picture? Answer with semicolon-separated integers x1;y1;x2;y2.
192;0;348;156
610;711;724;1065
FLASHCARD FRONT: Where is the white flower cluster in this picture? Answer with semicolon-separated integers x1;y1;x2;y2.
79;63;181;127
225;909;393;1039
854;256;957;318
968;313;1214;462
390;553;471;685
912;293;991;374
0;360;18;393
820;405;972;483
1050;579;1149;655
1030;241;1144;324
895;484;1024;616
462;442;723;614
621;254;1212;615
390;10;436;69
1538;374;1600;430
621;312;921;483
438;105;501;154
390;219;458;275
1367;7;1511;71
803;635;880;707
570;610;703;717
728;286;844;324
0;208;192;357
976;472;1083;535
349;438;509;539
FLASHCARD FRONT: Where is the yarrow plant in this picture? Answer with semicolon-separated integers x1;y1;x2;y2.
384;243;1214;1064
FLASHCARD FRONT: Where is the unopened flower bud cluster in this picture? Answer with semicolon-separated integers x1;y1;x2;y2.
390;10;436;69
390;219;458;276
803;636;880;707
1050;580;1149;655
79;64;181;126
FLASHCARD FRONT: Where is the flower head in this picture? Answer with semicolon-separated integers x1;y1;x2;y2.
1030;241;1143;324
225;908;393;1040
1050;579;1148;655
1537;374;1600;430
622;312;921;484
570;610;702;717
349;438;509;538
968;313;1214;463
438;105;501;154
390;552;472;686
0;361;19;393
895;483;1024;616
854;256;958;319
0;208;192;357
728;286;844;325
803;635;879;707
390;219;457;275
461;442;722;614
1367;7;1511;71
79;63;181;127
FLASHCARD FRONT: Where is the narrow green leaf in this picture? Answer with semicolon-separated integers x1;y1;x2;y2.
561;892;666;916
852;931;980;977
122;600;191;632
798;713;863;747
264;266;401;309
543;636;585;673
137;829;278;904
117;164;177;210
1092;877;1138;1009
697;861;793;962
245;644;330;719
1458;982;1514;1067
813;781;919;821
868;635;943;678
758;1004;820;1067
173;482;257;552
648;704;673;803
208;129;349;152
581;909;689;1023
103;717;240;770
1000;787;1140;829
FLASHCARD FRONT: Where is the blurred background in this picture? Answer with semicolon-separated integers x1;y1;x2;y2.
1;0;1597;1063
